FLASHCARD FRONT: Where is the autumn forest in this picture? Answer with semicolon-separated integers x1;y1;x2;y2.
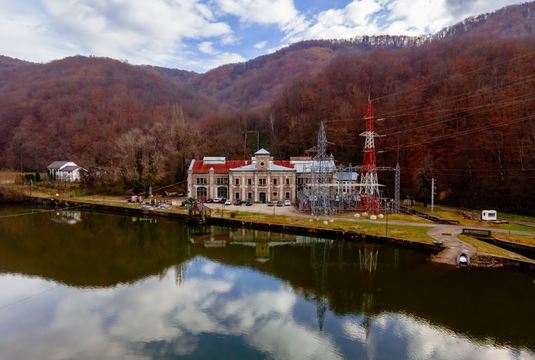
1;2;534;213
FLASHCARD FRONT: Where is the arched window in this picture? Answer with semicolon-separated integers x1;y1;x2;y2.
217;186;228;199
197;187;207;199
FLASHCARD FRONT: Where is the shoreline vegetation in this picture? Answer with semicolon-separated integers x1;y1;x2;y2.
1;184;534;270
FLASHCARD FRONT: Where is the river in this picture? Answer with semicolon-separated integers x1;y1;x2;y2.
0;206;533;359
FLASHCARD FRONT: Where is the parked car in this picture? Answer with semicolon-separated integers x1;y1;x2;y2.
284;199;291;206
267;201;275;207
213;198;221;203
246;199;253;206
206;198;214;203
219;198;227;204
233;199;242;206
224;199;232;206
276;200;284;207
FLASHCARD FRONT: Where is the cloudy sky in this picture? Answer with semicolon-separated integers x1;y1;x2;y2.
0;0;527;72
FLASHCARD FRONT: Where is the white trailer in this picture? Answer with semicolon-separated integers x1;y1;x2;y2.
481;210;497;221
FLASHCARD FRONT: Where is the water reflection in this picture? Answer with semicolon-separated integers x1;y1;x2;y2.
50;210;82;225
0;208;533;359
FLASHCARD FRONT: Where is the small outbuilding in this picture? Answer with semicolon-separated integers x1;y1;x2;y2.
481;210;497;221
47;161;85;182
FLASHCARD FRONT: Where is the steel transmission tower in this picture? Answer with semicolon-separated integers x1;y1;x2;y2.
358;99;382;214
311;122;335;217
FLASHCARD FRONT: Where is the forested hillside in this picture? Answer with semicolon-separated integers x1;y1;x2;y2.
267;37;535;211
0;1;534;212
0;56;213;184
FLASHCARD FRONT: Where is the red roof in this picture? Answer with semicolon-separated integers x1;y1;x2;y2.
273;160;293;168
191;159;294;174
191;160;251;174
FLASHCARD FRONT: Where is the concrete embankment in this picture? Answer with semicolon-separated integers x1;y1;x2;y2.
27;196;535;271
29;197;442;253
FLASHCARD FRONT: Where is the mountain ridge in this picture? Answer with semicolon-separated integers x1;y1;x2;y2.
0;1;534;211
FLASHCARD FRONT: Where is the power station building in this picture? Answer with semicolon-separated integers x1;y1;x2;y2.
188;149;296;203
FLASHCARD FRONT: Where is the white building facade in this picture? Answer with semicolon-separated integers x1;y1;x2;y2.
187;149;359;204
47;161;85;182
188;149;296;203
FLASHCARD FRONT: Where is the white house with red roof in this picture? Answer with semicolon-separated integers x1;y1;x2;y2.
187;148;296;203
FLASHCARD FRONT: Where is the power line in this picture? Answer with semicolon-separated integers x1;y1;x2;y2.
378;80;535;123
381;114;535;151
376;74;535;118
323;76;535;130
0;285;58;311
370;49;535;103
379;93;535;136
0;204;88;219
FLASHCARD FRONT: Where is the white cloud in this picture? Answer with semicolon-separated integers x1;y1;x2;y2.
0;0;236;71
201;52;246;69
215;0;298;26
198;41;217;55
0;261;343;359
215;0;309;38
201;262;218;274
0;0;527;71
282;0;526;42
254;41;268;49
1;261;534;360
372;312;535;360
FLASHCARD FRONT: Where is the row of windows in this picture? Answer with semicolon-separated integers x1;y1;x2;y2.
232;178;292;185
197;187;292;201
297;177;312;184
234;191;291;200
197;176;294;186
197;177;229;185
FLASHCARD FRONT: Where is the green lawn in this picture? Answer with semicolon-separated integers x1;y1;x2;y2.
493;232;535;247
498;211;535;223
496;223;535;232
336;212;432;224
458;235;533;262
230;213;435;244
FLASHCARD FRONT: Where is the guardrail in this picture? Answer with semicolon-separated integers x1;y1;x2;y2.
461;228;492;237
400;206;460;225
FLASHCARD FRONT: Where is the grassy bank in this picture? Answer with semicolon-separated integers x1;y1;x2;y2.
412;204;535;228
0;185;26;203
458;235;533;262
8;183;535;266
227;212;435;244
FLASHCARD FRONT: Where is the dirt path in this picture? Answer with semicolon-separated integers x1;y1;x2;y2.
427;226;476;265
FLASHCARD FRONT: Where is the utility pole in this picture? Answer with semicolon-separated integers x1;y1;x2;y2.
385;201;390;236
431;178;435;213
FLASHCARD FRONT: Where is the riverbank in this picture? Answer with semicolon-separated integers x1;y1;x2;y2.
14;187;534;271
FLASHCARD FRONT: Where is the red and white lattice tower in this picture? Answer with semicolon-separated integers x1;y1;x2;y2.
358;98;382;214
